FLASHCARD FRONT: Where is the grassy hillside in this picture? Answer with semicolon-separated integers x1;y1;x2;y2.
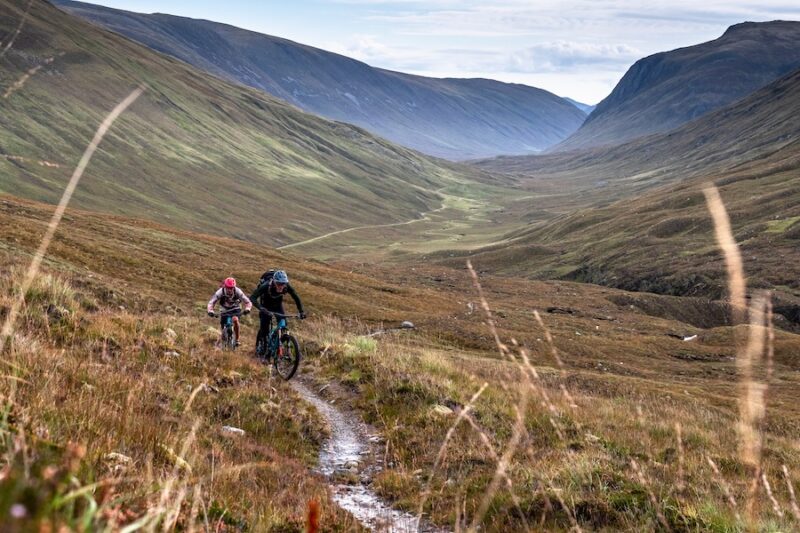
0;0;501;248
477;68;800;210
439;157;800;319
555;21;800;151
2;195;800;530
452;69;800;326
53;0;586;160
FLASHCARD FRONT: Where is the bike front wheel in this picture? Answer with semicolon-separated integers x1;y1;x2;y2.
255;334;267;360
223;326;236;351
273;334;301;380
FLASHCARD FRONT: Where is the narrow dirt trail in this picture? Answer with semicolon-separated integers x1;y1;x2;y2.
292;380;446;532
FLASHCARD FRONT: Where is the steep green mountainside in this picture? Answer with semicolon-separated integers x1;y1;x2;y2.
555;21;800;151
53;0;586;161
453;70;800;323
0;0;500;247
477;67;800;212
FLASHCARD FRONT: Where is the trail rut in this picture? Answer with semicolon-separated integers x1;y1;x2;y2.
292;380;446;532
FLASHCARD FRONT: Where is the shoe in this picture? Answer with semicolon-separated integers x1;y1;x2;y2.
234;340;240;347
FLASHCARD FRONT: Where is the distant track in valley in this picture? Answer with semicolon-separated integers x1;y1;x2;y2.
278;201;448;251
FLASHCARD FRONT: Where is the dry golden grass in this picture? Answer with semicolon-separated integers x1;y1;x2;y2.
0;193;799;531
703;184;795;530
298;258;800;532
0;267;361;530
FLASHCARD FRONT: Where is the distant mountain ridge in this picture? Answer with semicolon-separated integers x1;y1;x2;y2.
563;98;595;115
53;0;586;160
555;20;800;151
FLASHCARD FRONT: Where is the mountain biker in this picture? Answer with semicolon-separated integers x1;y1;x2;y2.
207;277;252;347
249;270;305;355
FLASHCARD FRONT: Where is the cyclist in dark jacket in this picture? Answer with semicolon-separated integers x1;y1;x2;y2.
249;270;305;355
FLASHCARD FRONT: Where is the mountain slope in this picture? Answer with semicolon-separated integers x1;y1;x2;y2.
0;0;502;247
460;69;800;320
478;67;800;209
52;0;586;160
555;21;800;151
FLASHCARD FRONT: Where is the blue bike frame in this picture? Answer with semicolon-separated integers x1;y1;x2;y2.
267;318;287;353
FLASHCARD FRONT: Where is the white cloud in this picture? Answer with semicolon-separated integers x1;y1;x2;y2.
321;34;640;102
336;34;390;61
330;35;639;77
358;1;800;38
507;42;642;72
318;0;799;100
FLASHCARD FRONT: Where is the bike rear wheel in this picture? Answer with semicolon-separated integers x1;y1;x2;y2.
273;333;301;380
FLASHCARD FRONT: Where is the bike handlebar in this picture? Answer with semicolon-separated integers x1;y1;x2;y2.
209;310;304;319
257;310;305;319
210;309;248;318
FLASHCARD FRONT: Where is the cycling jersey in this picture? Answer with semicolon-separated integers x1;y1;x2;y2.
207;287;253;314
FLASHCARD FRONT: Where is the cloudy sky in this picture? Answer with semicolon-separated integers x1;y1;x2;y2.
74;1;799;103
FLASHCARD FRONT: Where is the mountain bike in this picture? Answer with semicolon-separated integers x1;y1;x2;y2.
255;312;303;380
212;310;242;351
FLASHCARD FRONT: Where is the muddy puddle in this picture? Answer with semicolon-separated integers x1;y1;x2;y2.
292;380;446;532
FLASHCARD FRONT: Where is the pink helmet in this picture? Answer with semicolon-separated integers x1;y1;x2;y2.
223;277;236;288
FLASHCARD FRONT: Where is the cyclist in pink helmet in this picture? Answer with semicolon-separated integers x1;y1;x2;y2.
207;277;252;347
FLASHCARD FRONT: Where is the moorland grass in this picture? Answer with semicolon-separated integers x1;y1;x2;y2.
1;194;799;530
0;267;363;530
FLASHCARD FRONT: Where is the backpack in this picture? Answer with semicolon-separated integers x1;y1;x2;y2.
259;269;276;287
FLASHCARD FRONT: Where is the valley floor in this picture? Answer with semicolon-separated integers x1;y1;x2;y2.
277;183;528;262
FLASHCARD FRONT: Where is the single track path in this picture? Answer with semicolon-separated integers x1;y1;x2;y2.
292;380;447;532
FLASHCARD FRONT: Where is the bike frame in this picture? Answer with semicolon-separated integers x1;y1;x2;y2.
258;312;299;358
265;318;287;356
213;310;242;350
255;312;303;379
